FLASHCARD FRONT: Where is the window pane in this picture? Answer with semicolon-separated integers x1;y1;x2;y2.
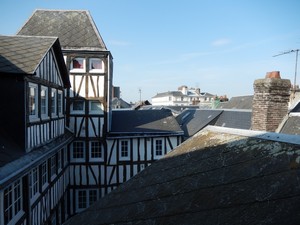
29;86;36;115
121;141;128;157
72;58;84;69
89;190;97;205
78;191;87;209
155;140;163;156
51;90;56;114
91;101;100;111
41;88;47;115
58;92;63;114
73;100;84;111
91;142;102;158
90;59;102;70
73;142;84;158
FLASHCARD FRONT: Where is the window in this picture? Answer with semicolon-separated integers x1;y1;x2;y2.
77;190;98;212
72;100;84;111
41;86;48;118
155;139;163;156
89;58;104;73
4;180;22;224
73;141;85;159
78;190;87;209
51;89;57;116
57;151;62;171
29;168;39;199
89;190;98;205
29;83;38;120
57;90;63;115
120;140;129;158
90;101;103;113
41;161;48;187
90;141;102;159
70;57;85;73
50;155;56;178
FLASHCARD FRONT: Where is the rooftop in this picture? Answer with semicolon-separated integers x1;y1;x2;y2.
17;9;107;51
65;126;300;225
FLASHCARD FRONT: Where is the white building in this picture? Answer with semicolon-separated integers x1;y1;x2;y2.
152;85;215;106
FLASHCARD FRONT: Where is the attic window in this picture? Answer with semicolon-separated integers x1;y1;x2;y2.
70;57;85;73
89;58;104;73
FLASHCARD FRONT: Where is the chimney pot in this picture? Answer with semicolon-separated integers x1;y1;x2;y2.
266;71;281;79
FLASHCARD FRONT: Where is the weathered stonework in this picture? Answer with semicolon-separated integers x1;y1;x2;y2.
251;72;291;132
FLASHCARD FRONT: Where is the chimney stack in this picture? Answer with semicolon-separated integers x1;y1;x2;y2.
251;71;291;132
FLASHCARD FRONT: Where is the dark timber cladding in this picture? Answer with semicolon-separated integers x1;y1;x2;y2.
64;126;300;225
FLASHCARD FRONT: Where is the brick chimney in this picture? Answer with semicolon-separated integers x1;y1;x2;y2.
251;71;291;132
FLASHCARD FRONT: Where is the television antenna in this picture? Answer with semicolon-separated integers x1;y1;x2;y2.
273;49;299;92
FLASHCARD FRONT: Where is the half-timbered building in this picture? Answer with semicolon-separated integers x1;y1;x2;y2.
17;10;114;214
0;35;73;225
16;9;184;218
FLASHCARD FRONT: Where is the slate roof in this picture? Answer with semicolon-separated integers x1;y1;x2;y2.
177;109;252;139
109;109;183;135
218;95;253;109
0;35;70;87
17;10;107;51
214;109;252;130
64;126;300;225
280;116;300;135
176;109;223;138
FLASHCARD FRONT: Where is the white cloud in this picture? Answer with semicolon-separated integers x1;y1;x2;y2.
211;38;231;47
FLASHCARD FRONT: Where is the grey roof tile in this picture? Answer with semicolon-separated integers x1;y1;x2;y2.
214;110;252;129
17;10;107;50
280;116;300;135
219;95;253;109
64;126;300;225
0;35;56;74
110;109;183;135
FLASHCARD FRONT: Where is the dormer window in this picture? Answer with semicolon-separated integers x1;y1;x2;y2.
29;83;38;121
70;57;85;73
89;58;104;73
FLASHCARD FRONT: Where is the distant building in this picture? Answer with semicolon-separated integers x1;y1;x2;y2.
151;85;217;106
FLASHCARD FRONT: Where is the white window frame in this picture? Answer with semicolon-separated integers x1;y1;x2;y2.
71;141;85;162
4;180;23;225
57;150;62;172
89;100;104;114
89;58;104;73
29;167;39;202
120;140;130;160
50;155;56;181
90;141;103;161
41;161;48;190
154;139;163;159
51;89;57;117
70;57;86;73
57;90;63;116
41;86;48;119
28;83;38;121
71;99;85;113
76;189;98;212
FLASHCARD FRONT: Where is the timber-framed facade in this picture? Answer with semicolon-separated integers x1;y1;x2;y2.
0;35;73;225
0;9;184;225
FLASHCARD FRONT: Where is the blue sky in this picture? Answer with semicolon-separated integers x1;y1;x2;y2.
1;0;300;102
